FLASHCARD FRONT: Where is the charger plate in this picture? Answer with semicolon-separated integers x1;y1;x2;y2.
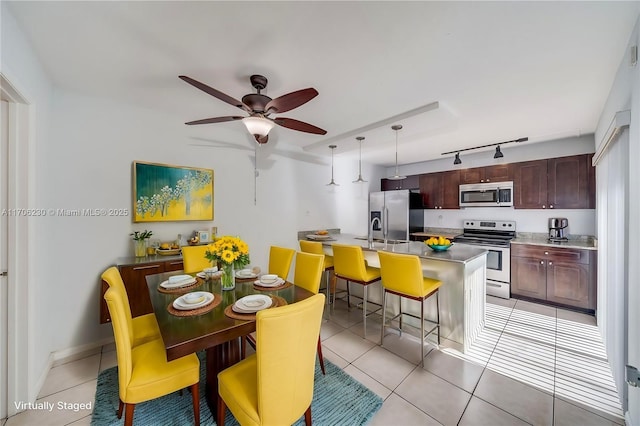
167;292;221;317
157;277;203;294
224;295;287;321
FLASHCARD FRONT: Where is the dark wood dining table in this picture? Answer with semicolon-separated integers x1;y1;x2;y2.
146;271;315;416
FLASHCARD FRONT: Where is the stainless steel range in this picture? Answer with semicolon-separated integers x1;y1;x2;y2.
453;220;516;299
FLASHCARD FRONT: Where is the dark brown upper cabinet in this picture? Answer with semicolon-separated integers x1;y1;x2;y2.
381;174;420;191
419;170;460;209
459;164;513;184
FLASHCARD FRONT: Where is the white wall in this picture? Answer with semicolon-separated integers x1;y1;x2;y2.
387;135;597;235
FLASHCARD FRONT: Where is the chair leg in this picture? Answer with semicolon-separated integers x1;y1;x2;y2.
436;291;441;345
317;336;326;375
190;383;200;426
324;270;331;305
217;397;226;426
304;406;312;426
380;290;387;346
346;280;351;307
363;285;368;334
241;336;246;359
420;298;425;368
124;403;135;426
117;399;124;419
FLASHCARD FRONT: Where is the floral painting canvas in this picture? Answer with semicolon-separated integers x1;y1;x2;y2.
133;161;213;222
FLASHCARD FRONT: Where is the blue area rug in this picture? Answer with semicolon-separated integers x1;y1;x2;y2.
91;353;383;425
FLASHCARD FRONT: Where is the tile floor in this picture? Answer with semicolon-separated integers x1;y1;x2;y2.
2;296;624;425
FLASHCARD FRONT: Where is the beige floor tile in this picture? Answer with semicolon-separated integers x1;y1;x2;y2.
98;349;117;372
554;398;622;426
486;295;516;310
7;380;96;426
395;368;471;426
512;299;557;318
556;307;596;326
423;349;484;393
324;299;367;329
320;319;345;341
348;313;384;343
352;346;417;390
101;342;116;353
555;319;606;359
52;347;102;368
321;346;349;369
369;393;442;426
343;365;393;400
66;414;92;425
379;327;436;365
37;354;101;399
474;369;553;426
458;396;530;426
322;329;376;363
2;417;6;426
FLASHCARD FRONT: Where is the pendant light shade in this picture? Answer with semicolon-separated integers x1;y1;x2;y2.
353;136;368;183
453;152;462;165
494;145;504;159
327;144;339;186
242;116;275;138
388;124;406;180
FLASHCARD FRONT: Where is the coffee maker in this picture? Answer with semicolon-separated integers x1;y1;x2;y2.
548;217;569;242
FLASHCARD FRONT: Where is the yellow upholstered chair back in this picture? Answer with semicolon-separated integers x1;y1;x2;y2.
378;251;427;298
102;266;136;343
268;246;295;279
331;244;368;281
256;293;325;425
182;245;212;274
104;287;134;396
293;252;325;294
299;240;334;270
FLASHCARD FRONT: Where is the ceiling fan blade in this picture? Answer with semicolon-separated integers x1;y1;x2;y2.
179;75;251;113
273;117;327;135
185;116;244;125
265;88;318;114
254;134;269;144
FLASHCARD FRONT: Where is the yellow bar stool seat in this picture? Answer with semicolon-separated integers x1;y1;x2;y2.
181;245;213;274
299;240;335;304
331;244;381;333
378;250;442;367
101;266;160;347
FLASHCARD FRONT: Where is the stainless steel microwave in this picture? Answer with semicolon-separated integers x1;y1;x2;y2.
459;181;514;207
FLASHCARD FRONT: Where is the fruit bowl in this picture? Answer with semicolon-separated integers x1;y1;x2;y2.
426;243;452;252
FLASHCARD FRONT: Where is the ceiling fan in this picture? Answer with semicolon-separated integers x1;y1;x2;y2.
179;74;327;144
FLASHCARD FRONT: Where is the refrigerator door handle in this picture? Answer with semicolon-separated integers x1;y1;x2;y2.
384;207;389;239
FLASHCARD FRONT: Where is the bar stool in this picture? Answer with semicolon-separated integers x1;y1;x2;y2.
378;250;442;367
331;244;381;332
299;240;335;304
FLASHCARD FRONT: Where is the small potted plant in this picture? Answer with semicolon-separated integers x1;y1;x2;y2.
131;230;153;257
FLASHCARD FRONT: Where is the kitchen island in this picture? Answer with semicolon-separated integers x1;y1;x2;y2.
317;235;488;352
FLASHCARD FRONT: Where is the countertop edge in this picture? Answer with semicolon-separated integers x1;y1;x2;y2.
511;238;597;251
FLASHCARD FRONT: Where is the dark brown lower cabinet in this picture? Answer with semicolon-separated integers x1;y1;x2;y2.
511;244;596;311
99;258;184;323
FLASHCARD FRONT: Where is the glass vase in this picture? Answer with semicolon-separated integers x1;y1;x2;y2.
221;263;235;291
134;240;147;257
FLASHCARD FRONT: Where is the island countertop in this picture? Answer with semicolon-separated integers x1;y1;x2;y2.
319;234;488;264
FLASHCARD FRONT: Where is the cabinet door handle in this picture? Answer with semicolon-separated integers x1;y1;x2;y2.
168;261;182;266
132;264;161;271
540;261;545;265
548;262;553;265
550;205;554;209
480;179;484;183
542;205;546;209
486;179;490;182
544;251;549;255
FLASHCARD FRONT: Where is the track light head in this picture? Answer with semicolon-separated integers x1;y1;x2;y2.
494;145;504;159
453;152;462;165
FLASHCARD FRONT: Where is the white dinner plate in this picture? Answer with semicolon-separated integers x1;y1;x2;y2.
254;277;285;287
236;270;258;279
173;292;214;310
196;271;223;279
306;234;332;240
160;277;197;289
232;295;272;313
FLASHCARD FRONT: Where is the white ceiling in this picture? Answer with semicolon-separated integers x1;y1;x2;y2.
6;1;640;166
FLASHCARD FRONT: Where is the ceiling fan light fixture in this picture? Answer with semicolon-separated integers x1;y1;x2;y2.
388;124;406;180
242;116;275;137
494;145;504;159
353;136;368;183
454;152;462;165
327;144;340;186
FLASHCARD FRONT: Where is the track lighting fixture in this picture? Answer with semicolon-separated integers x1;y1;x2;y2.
353;136;368;183
388;125;406;180
442;137;527;162
327;145;339;186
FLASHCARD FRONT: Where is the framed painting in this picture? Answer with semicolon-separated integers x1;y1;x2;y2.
133;161;214;222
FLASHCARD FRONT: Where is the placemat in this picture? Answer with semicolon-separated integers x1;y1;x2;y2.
167;293;222;317
157;278;204;294
224;295;288;321
253;281;292;291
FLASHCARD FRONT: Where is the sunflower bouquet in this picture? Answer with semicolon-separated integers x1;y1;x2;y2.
205;236;250;289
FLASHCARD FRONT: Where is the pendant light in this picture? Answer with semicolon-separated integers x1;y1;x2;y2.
388;124;406;180
327;144;339;186
352;136;368;183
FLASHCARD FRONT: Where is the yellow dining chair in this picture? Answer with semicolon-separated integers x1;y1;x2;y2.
217;293;326;426
331;244;381;332
101;266;160;347
104;287;201;426
268;245;295;280
299;240;335;305
378;250;442;367
181;245;213;274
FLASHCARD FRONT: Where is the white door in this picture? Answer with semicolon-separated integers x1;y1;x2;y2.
0;100;9;419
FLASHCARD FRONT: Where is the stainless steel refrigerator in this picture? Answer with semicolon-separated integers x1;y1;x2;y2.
369;190;424;242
